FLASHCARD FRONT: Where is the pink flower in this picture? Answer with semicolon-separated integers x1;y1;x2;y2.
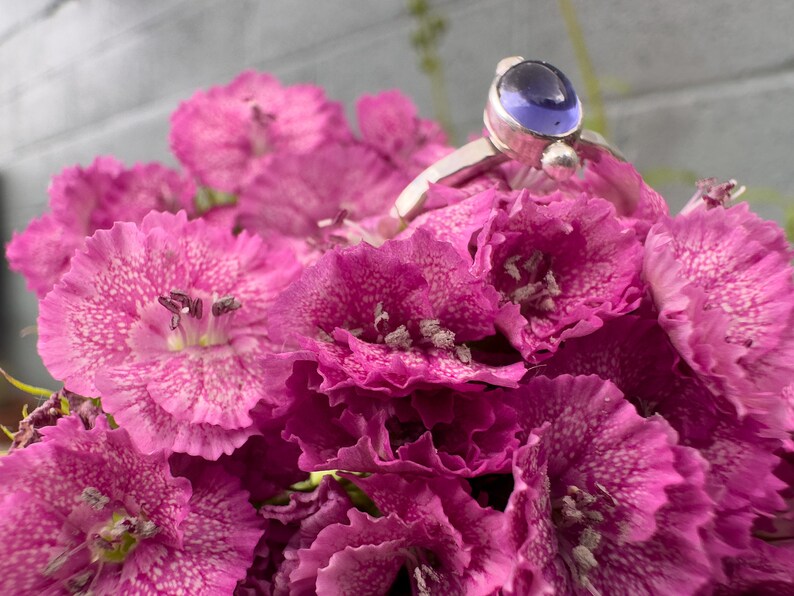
503;375;713;594
268;229;525;395
238;143;410;262
284;375;520;477
6;158;195;297
169;71;350;194
500;147;668;240
0;416;262;594
38;211;301;459
356;89;450;177
644;201;794;418
249;476;354;595
541;314;787;572
475;190;644;359
289;474;512;595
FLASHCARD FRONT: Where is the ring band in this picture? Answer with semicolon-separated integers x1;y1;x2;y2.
392;57;626;221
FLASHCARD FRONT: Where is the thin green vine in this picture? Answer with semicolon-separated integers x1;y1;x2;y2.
557;0;608;138
407;0;457;144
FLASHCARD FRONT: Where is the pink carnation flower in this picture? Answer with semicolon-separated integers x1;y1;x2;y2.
169;71;350;194
475;190;644;359
356;89;451;177
268;229;525;395
284;378;519;477
500;147;668;240
245;476;354;595
238;143;410;260
289;474;512;594
644;202;794;418
6;157;195;297
504;375;713;594
38;211;301;459
541;315;787;573
560;148;668;240
0;416;262;594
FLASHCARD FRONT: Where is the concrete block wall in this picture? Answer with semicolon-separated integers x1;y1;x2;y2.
1;0;793;413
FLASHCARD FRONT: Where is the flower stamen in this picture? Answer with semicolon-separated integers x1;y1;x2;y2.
211;295;242;317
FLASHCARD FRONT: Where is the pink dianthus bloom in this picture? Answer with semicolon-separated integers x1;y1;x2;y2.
0;416;262;595
268;229;525;395
38;211;301;459
475;190;644;359
238;143;410;261
644;201;794;419
503;375;713;595
169;71;350;194
289;474;513;595
6;157;195;298
284;373;520;478
356;89;451;177
541;315;788;572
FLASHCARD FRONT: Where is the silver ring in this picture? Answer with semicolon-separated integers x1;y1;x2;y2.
392;56;625;221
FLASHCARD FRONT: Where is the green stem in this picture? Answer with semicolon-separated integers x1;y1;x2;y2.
557;0;608;137
428;66;456;144
407;0;457;143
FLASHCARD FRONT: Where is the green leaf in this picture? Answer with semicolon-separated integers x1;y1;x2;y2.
0;367;53;398
194;187;238;214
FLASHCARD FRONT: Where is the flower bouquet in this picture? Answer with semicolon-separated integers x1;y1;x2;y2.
2;62;794;595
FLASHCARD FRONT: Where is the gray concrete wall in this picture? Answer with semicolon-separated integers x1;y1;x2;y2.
1;0;794;405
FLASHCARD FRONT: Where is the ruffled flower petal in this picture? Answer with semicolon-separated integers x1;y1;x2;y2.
170;71;350;193
504;376;713;594
0;417;260;594
476;191;644;358
239;143;409;239
39;211;300;458
290;474;512;595
269;229;522;394
355;89;450;176
6;157;195;297
644;202;794;417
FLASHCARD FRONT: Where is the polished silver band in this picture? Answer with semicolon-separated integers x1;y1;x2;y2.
391;57;625;222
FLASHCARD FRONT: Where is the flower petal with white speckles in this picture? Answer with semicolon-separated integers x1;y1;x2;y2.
308;332;525;395
509;375;683;543
170;71;351;193
477;192;644;359
96;360;258;460
115;467;263;595
644;202;794;416
239;143;409;238
39;217;190;396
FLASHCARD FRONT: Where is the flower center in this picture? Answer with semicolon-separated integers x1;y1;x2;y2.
158;289;242;351
320;303;472;363
42;487;159;594
551;484;616;594
89;511;157;563
497;248;561;315
247;102;276;157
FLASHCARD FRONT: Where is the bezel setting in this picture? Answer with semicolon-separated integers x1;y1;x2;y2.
484;56;583;178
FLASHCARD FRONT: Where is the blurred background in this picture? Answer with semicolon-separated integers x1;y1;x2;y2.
2;0;794;434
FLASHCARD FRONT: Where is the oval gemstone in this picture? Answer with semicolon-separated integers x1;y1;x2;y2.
498;61;581;136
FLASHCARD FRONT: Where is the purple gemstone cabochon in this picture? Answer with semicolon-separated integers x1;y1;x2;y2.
498;61;581;136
